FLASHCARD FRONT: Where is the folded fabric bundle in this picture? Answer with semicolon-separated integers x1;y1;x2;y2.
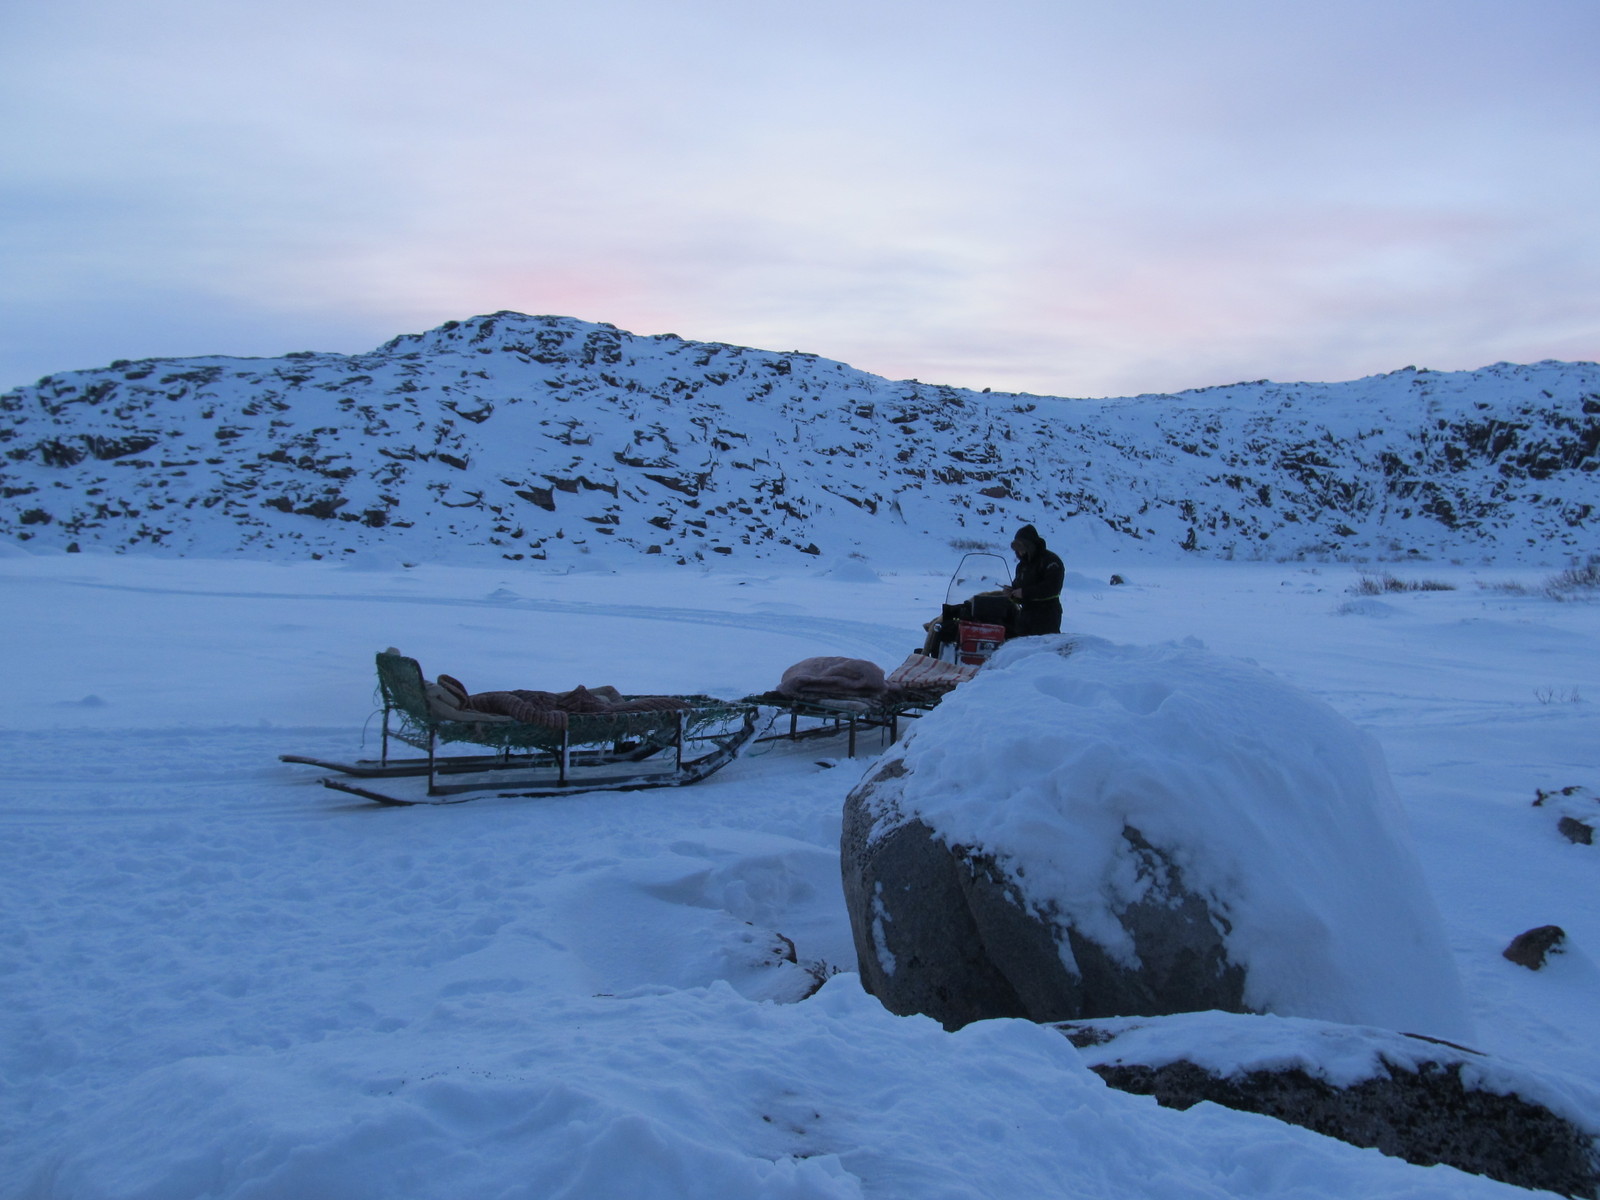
774;656;889;700
432;673;689;732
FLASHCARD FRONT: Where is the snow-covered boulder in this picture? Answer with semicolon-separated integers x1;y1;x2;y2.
840;636;1473;1040
1060;1011;1600;1199
1535;783;1599;845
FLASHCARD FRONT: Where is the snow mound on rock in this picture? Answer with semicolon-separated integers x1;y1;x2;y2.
820;557;881;583
889;634;1473;1041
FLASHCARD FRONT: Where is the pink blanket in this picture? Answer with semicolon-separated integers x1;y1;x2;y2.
775;657;889;700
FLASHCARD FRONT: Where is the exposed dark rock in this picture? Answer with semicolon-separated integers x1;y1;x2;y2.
1535;785;1589;806
1559;816;1595;845
1534;786;1599;847
1063;1016;1600;1198
1504;925;1568;970
841;752;1245;1030
515;486;556;511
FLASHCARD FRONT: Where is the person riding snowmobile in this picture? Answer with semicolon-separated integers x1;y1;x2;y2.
1002;524;1064;636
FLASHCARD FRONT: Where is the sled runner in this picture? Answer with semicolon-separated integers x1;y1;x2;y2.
283;650;757;804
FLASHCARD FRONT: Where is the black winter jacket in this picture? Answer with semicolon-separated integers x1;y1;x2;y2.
1011;548;1064;636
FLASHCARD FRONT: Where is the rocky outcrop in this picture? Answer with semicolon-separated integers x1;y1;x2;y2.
1062;1012;1600;1198
1;312;1597;563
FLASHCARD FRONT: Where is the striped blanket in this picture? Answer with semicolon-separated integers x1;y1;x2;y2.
884;653;979;692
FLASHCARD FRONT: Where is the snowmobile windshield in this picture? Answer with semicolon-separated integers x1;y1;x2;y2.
945;553;1012;606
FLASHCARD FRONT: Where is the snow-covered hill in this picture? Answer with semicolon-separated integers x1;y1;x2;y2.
2;312;1596;565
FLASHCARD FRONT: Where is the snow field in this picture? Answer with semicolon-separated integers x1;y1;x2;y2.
1;550;1597;1198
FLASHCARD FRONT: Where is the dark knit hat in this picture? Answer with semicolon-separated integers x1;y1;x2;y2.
1013;524;1043;547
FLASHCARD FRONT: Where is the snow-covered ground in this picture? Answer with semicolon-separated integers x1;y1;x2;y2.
2;547;1597;1199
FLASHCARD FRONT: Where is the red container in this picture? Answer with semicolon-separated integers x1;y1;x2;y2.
957;620;1006;666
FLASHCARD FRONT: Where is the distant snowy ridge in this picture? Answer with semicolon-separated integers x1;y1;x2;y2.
1;312;1596;565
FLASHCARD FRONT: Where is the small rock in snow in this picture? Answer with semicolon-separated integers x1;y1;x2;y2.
1503;925;1567;970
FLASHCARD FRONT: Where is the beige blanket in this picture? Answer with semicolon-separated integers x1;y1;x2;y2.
775;656;889;700
435;674;688;733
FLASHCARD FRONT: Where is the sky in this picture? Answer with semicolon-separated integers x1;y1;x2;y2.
2;0;1597;398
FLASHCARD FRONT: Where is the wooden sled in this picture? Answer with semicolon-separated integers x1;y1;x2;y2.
284;651;757;804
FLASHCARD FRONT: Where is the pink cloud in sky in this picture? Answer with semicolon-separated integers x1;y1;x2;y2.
0;0;1594;395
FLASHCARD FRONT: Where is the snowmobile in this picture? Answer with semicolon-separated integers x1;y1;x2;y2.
920;552;1017;667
